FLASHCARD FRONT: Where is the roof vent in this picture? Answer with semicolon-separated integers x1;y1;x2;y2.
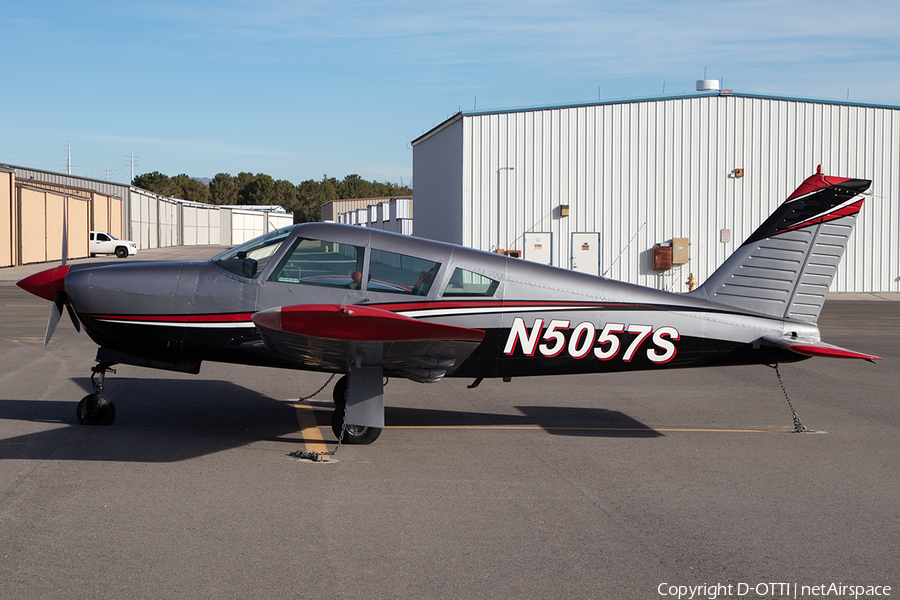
696;79;720;91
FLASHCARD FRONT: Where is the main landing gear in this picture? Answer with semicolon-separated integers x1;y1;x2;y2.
76;361;117;426
331;375;382;445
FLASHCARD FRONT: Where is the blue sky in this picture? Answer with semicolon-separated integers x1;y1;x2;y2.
2;0;898;186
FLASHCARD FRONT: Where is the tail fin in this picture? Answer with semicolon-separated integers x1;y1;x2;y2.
692;169;871;323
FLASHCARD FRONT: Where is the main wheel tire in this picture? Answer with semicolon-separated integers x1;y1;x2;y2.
332;375;348;404
330;403;382;444
331;376;382;444
115;247;128;258
76;394;116;425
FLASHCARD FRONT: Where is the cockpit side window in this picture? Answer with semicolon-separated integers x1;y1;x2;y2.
268;238;365;288
369;249;440;296
212;229;292;279
442;267;500;297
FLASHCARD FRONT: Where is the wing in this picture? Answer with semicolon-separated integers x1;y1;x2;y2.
761;335;882;363
251;303;485;382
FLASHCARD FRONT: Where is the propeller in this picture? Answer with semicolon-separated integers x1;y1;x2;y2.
44;291;80;345
45;292;64;346
41;189;81;345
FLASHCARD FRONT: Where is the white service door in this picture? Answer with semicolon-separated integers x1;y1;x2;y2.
571;233;600;275
524;232;552;265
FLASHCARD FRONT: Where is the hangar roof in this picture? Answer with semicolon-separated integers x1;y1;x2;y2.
412;90;900;146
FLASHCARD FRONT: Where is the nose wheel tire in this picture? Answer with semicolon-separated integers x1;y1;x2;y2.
331;376;382;445
77;394;116;426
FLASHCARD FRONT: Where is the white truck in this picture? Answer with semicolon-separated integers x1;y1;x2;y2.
90;231;137;258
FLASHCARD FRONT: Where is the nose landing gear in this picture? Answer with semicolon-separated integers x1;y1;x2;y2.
76;361;117;426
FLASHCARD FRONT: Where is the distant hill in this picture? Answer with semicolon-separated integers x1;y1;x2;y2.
192;177;212;186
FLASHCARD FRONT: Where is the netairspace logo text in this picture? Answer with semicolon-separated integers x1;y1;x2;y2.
657;582;892;599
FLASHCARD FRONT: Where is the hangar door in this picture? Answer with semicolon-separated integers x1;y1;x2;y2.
18;186;90;264
571;232;599;276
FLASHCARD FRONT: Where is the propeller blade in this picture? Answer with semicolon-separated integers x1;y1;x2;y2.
66;302;81;333
44;291;65;346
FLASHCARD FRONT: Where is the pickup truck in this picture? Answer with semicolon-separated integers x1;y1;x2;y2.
90;231;137;258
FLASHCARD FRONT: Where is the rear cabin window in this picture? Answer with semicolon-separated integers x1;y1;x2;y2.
268;238;365;288
368;249;440;296
442;268;500;297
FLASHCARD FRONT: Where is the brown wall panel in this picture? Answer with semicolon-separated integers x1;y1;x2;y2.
19;188;47;264
109;197;122;238
68;197;90;259
92;193;109;232
45;193;64;262
0;172;13;267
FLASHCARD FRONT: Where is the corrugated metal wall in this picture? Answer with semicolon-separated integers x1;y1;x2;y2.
16;185;90;264
413;117;465;245
415;93;899;293
1;165;298;266
229;209;293;245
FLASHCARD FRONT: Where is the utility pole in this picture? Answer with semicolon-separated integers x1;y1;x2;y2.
67;141;71;174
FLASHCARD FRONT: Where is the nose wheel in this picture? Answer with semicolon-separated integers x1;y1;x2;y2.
77;362;117;425
77;393;116;425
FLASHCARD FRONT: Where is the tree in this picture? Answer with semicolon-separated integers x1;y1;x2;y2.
209;173;239;205
273;179;300;215
135;169;411;222
133;171;173;196
170;174;211;204
239;173;276;205
340;174;367;199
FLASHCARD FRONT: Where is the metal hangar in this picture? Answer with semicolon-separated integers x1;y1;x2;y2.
411;88;899;293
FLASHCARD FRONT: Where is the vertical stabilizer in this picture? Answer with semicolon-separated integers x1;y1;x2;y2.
692;170;870;323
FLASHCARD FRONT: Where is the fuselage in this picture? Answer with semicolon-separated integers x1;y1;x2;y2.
59;222;811;378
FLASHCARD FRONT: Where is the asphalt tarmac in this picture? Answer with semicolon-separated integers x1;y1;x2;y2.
0;251;897;599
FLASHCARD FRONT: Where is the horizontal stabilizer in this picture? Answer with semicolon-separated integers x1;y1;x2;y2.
762;335;882;363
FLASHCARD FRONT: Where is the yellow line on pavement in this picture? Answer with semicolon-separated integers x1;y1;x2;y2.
388;425;788;433
291;401;332;457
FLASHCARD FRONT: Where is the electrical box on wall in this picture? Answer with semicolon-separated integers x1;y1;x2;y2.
652;245;673;270
672;238;689;264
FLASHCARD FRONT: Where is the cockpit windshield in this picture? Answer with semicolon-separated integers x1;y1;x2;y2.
212;228;293;279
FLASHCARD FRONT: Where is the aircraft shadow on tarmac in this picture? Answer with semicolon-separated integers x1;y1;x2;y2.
0;379;660;463
313;401;662;438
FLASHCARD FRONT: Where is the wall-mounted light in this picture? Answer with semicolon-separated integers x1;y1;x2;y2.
559;204;570;217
